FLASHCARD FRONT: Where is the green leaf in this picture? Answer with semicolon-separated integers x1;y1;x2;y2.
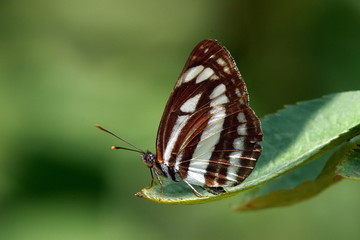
336;142;360;180
231;141;360;211
136;91;360;204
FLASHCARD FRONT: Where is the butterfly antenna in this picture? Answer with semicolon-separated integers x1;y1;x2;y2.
96;124;144;153
111;146;143;153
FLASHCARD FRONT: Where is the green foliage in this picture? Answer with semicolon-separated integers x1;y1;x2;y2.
336;143;360;180
233;140;360;211
136;91;360;207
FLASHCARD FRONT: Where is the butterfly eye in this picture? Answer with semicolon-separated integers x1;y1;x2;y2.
141;152;155;168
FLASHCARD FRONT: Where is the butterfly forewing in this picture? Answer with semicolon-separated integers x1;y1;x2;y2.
156;40;263;188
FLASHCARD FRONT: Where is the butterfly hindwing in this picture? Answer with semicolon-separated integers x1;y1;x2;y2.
156;40;263;189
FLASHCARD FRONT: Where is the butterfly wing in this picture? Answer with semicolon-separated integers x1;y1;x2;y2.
156;40;263;187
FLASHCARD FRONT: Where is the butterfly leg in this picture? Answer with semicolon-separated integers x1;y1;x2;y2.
146;168;155;189
146;169;165;198
201;186;226;195
183;180;205;198
146;169;164;189
154;171;165;196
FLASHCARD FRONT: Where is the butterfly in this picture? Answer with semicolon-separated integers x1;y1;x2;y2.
97;39;263;197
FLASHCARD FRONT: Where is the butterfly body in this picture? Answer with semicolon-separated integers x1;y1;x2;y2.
141;39;263;196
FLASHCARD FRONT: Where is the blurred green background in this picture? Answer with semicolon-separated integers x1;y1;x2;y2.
0;0;359;239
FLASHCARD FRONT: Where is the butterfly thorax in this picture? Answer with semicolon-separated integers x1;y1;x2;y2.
141;151;179;181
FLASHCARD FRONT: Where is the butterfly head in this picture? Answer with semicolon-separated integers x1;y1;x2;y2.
141;151;156;168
